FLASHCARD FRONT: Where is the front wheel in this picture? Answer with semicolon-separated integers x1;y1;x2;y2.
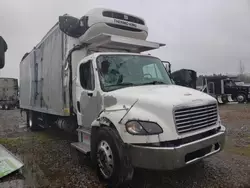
236;93;246;103
93;127;133;187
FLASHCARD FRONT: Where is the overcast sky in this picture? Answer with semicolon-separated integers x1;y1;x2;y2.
0;0;250;78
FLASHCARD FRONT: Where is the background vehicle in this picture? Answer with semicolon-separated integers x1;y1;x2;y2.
200;75;250;104
20;8;225;187
162;62;197;89
0;78;19;110
0;36;8;69
171;69;197;89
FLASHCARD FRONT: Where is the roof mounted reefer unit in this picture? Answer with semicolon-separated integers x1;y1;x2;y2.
59;8;148;41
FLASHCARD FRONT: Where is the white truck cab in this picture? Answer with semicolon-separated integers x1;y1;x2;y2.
20;8;226;187
73;51;225;166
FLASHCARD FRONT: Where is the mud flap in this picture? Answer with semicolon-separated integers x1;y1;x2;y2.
0;144;23;178
217;95;223;104
121;144;134;182
227;95;234;102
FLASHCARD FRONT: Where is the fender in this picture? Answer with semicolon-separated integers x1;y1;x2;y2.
91;98;138;132
90;101;165;144
91;109;128;134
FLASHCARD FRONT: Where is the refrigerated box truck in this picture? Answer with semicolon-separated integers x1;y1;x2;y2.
20;8;226;187
0;78;18;110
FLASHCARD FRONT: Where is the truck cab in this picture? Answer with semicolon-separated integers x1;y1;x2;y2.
223;78;250;103
73;51;225;185
201;76;250;103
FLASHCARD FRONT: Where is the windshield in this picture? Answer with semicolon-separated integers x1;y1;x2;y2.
224;79;236;87
97;55;172;92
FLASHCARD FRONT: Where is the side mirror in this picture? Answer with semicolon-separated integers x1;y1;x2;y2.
59;14;86;38
0;36;8;69
162;61;171;75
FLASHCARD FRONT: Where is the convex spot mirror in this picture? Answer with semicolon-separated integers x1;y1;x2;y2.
0;36;7;69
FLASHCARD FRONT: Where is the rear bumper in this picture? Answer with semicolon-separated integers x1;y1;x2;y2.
129;127;226;170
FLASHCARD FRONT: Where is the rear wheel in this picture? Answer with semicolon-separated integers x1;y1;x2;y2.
93;127;133;187
236;93;246;103
26;111;40;131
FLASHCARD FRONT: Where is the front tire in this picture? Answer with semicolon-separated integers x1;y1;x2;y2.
236;93;246;103
93;127;133;187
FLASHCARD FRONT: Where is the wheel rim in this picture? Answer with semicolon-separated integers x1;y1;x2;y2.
97;140;114;179
237;95;244;102
29;112;33;128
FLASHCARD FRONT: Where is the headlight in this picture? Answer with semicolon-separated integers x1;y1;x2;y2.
125;121;163;135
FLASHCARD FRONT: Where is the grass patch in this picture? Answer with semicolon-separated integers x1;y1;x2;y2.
0;137;27;147
0;132;53;148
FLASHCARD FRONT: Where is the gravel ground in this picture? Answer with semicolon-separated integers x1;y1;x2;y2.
0;104;250;188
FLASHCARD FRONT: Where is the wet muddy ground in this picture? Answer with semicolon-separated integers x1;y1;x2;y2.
0;104;250;188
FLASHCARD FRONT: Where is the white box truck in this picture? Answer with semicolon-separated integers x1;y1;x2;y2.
20;8;226;187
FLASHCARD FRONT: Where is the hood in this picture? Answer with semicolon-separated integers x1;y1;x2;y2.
103;84;218;141
232;85;250;88
104;84;216;109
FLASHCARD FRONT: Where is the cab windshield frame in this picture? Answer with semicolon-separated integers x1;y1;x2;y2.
96;54;172;92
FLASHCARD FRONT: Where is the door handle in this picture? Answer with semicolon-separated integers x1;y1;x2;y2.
87;92;93;97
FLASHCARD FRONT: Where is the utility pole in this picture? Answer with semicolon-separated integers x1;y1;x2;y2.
239;60;245;75
239;60;245;81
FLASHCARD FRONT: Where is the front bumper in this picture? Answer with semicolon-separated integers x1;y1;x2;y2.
129;129;226;170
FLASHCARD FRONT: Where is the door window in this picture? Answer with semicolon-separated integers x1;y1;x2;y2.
224;80;235;87
79;61;95;90
142;63;163;79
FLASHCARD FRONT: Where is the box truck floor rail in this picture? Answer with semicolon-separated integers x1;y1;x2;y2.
19;8;226;187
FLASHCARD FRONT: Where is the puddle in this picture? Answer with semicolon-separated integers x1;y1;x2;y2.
0;151;50;188
19;153;50;187
0;179;25;188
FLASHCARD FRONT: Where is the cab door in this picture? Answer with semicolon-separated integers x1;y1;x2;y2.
75;58;101;130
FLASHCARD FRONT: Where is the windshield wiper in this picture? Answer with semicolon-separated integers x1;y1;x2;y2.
105;82;136;87
118;82;136;86
142;81;166;85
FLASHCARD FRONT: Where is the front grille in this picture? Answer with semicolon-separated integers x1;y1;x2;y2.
174;103;218;134
103;11;145;25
